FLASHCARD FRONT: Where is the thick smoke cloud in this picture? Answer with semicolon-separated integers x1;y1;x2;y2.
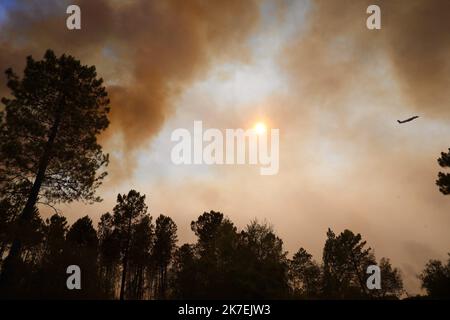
0;0;260;151
383;0;450;116
284;0;450;119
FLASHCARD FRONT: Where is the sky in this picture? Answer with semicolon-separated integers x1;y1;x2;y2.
1;0;450;295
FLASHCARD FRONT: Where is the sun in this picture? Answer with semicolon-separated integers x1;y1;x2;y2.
254;122;267;134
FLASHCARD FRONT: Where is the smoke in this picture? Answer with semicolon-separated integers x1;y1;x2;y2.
283;0;450;119
278;0;450;293
382;0;450;116
0;0;260;155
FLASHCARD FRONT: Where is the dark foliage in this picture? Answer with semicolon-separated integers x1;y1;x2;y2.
437;148;450;195
0;50;110;288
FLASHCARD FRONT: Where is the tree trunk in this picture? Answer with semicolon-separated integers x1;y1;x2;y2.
0;242;7;261
119;253;128;300
350;252;368;296
119;215;133;300
0;104;63;287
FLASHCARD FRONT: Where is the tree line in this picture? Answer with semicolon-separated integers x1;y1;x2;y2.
0;50;449;299
0;191;449;299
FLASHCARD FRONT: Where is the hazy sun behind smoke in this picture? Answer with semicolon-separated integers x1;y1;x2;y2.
254;122;267;135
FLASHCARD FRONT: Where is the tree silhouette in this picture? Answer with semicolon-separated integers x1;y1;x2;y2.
127;215;153;299
374;257;403;299
191;210;225;253
65;216;100;298
171;244;197;299
152;215;177;299
0;207;44;298
322;229;376;299
111;190;149;300
0;198;21;261
237;221;289;299
35;214;69;298
0;201;416;299
0;50;110;285
188;211;240;299
176;215;292;299
0;181;30;262
436;148;450;195
419;253;450;299
289;248;321;298
43;215;68;259
98;212;121;298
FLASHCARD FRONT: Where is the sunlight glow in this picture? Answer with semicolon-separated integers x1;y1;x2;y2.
254;122;267;135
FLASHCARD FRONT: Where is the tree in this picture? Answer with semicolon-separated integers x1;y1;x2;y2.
436;148;450;195
34;214;69;298
289;248;322;298
177;214;291;299
191;210;225;253
374;257;403;299
322;229;376;299
419;253;450;299
0;181;31;262
237;221;290;299
152;215;177;299
98;212;121;298
97;194;151;300
171;244;197;299
0;206;44;298
0;50;110;281
111;190;149;300
0;197;24;261
127;215;153;299
14;207;45;266
42;214;68;261
188;211;239;298
65;216;100;298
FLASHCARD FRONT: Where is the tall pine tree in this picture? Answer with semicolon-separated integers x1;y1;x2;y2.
0;50;110;287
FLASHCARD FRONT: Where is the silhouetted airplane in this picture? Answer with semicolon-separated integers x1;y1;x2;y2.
397;116;419;124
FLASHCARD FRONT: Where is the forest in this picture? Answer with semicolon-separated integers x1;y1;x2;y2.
0;50;449;300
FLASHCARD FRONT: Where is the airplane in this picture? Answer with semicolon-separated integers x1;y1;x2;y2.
397;116;419;124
